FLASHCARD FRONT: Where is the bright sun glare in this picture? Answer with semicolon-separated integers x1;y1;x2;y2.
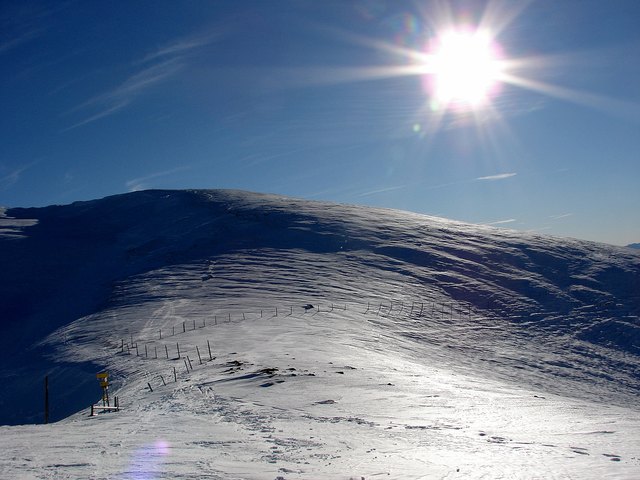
423;28;504;109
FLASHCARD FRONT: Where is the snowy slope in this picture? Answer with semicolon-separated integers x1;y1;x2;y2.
0;189;639;479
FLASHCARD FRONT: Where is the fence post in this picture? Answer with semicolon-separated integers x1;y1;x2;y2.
173;366;177;382
196;346;202;365
172;326;175;336
121;339;124;352
187;356;193;370
183;321;186;333
183;358;190;373
214;315;217;325
147;382;153;392
44;376;49;424
228;313;231;323
207;340;212;360
275;307;278;317
154;346;158;359
176;342;180;358
165;344;169;359
144;344;148;358
419;303;424;316
193;319;196;330
135;343;139;356
159;329;162;340
160;375;166;386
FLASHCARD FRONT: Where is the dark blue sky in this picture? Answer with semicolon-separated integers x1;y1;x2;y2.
1;0;639;245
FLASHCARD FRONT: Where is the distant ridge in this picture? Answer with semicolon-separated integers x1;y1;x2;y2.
628;243;640;249
1;189;639;426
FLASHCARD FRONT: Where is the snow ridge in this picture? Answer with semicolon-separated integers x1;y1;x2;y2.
0;189;639;478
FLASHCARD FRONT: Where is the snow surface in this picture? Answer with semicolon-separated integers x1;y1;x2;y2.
0;189;639;479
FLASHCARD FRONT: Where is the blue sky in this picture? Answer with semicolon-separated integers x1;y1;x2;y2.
1;0;639;245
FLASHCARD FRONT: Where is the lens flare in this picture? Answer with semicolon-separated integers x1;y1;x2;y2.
127;440;171;479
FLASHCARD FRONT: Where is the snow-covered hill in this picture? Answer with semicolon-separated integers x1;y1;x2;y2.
1;189;639;479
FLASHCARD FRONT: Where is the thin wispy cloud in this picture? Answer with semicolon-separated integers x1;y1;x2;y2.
549;213;573;220
64;27;224;131
139;29;225;64
484;218;517;226
358;185;406;197
125;166;191;192
0;161;38;190
476;173;517;181
0;28;43;55
64;59;183;131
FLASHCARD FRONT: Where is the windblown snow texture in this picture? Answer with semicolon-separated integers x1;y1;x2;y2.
0;190;638;478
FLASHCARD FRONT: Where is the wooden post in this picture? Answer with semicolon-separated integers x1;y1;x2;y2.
154;346;158;359
176;342;180;358
275;307;278;317
228;313;231;323
165;344;169;359
172;326;175;336
202;318;206;328
419;303;424;316
147;382;153;392
173;366;177;382
144;344;148;358
261;310;263;318
193;319;196;330
207;340;212;360
44;376;49;424
215;315;217;325
135;343;139;356
196;346;202;365
159;329;162;339
187;356;193;370
182;321;186;333
183;358;190;373
121;339;124;352
160;375;166;386
243;312;246;320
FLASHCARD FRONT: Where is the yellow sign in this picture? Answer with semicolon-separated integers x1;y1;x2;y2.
96;372;109;379
100;381;109;388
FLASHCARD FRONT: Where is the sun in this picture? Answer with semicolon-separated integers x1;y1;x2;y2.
422;28;505;110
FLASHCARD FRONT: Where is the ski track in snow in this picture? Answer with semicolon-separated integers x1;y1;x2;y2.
1;189;639;479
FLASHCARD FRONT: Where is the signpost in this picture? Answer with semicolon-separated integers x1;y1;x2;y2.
96;372;110;407
90;372;120;416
